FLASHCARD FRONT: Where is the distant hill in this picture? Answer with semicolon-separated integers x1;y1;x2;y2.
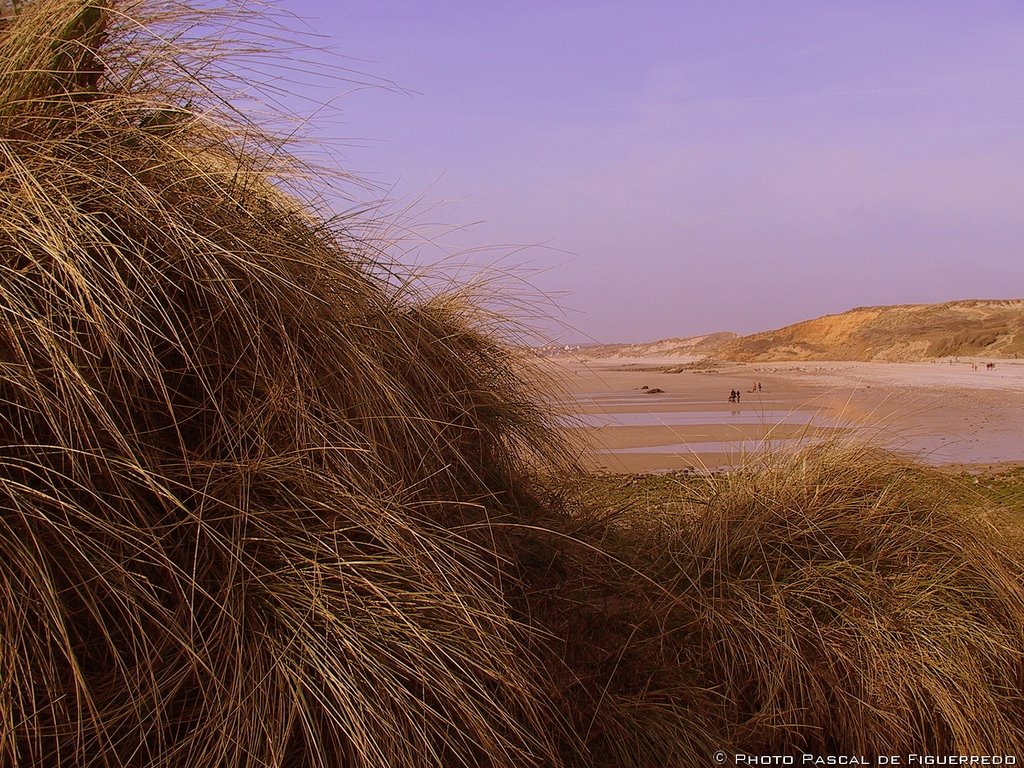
549;300;1024;364
718;299;1024;362
541;332;739;360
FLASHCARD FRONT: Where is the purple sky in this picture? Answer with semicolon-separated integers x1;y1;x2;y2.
268;1;1023;343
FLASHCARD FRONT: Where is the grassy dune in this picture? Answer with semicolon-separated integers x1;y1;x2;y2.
3;2;1024;766
570;450;1024;756
0;2;572;764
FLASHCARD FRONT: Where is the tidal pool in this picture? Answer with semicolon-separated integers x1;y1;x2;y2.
563;409;845;428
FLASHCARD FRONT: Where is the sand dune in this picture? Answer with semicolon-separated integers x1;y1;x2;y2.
549;299;1024;365
720;299;1024;361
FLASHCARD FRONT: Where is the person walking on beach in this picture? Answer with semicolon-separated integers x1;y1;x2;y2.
729;390;736;403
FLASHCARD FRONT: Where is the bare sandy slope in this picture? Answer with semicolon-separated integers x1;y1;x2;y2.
543;358;1024;473
549;299;1024;365
720;299;1024;361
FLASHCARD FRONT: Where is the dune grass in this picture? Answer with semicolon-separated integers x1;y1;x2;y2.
0;2;575;765
5;2;1024;766
567;444;1024;757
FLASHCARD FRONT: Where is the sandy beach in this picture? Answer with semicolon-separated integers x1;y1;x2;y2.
544;357;1024;473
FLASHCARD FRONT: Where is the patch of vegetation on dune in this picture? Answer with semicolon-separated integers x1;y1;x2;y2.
561;446;1024;756
971;468;1024;525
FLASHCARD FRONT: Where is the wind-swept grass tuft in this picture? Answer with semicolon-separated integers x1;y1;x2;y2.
632;442;1024;754
0;1;574;765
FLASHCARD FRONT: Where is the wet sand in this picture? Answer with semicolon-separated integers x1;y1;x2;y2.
543;358;1024;473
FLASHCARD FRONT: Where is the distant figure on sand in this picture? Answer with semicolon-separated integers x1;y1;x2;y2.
729;390;737;403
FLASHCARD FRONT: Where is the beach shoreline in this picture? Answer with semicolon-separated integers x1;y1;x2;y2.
542;357;1024;474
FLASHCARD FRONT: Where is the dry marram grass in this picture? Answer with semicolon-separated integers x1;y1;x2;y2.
628;443;1024;753
0;1;573;765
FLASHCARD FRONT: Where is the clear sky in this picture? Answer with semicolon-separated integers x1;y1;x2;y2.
267;1;1023;343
